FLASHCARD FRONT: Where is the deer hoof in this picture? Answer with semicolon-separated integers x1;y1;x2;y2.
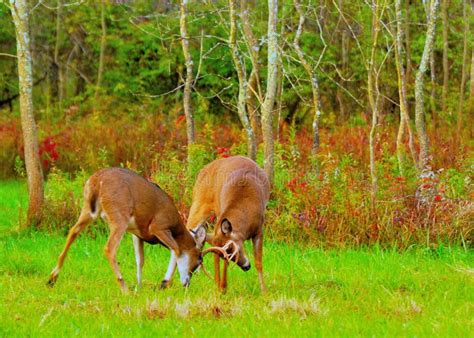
160;280;170;289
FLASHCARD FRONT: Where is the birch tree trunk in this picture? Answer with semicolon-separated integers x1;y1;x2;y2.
262;0;279;183
293;0;321;156
95;0;107;101
368;0;381;210
180;0;196;153
414;0;439;172
229;0;256;160
395;0;418;175
456;0;470;144
10;0;44;226
241;0;262;144
441;0;449;113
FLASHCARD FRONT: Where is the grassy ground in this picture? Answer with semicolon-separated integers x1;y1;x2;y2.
1;181;473;337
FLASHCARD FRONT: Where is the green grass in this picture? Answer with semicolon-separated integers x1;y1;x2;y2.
1;181;473;337
0;180;28;233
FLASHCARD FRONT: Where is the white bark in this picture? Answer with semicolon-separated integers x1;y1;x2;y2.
368;0;381;209
293;0;322;156
414;0;439;171
229;0;256;160
261;0;279;183
180;0;196;151
395;0;418;175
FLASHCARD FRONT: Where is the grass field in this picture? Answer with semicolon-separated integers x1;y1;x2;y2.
1;181;473;337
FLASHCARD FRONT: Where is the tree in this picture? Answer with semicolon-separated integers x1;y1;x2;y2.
394;0;418;175
180;0;196;156
456;0;470;145
441;0;449;113
10;0;44;226
293;0;322;156
241;0;263;145
50;0;63;110
367;0;383;209
229;0;256;160
414;0;439;172
468;44;474;119
261;0;279;183
95;0;107;101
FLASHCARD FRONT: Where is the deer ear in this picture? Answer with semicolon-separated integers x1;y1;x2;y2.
191;224;206;248
221;219;232;235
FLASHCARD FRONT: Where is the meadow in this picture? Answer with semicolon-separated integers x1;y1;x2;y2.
1;1;473;335
1;181;473;337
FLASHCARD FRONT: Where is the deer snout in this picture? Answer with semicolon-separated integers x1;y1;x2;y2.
239;256;251;272
241;263;251;272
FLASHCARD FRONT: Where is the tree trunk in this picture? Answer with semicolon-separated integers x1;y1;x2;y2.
395;0;418;176
293;0;321;156
229;0;256;160
241;0;263;145
368;0;382;210
53;0;64;111
414;0;439;172
429;45;436;126
338;0;347;119
10;0;44;226
275;0;285;144
261;0;279;184
468;43;474;119
456;0;470;145
180;0;196;154
441;0;449;113
405;0;412;85
427;1;437;127
95;0;107;101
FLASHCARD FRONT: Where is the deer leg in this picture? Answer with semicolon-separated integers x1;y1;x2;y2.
104;221;128;293
214;253;221;287
132;235;144;289
220;259;229;292
160;250;177;289
47;210;92;286
152;229;189;287
253;233;266;292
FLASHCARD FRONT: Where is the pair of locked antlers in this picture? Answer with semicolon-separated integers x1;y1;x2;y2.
200;240;240;289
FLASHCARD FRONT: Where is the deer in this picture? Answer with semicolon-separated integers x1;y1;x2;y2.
162;156;270;292
47;168;206;292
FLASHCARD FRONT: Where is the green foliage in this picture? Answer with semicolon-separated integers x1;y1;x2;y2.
442;168;471;199
1;0;471;127
41;169;89;232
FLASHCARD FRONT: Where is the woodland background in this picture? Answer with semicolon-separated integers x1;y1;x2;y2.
0;0;472;247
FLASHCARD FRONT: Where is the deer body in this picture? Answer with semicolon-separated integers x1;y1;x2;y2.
186;156;270;291
47;168;205;292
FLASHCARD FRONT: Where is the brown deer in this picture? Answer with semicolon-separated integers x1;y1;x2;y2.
163;156;270;291
47;168;206;292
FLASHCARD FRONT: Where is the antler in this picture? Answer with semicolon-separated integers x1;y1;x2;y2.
200;240;240;282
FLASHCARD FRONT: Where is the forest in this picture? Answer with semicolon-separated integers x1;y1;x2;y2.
0;0;472;336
